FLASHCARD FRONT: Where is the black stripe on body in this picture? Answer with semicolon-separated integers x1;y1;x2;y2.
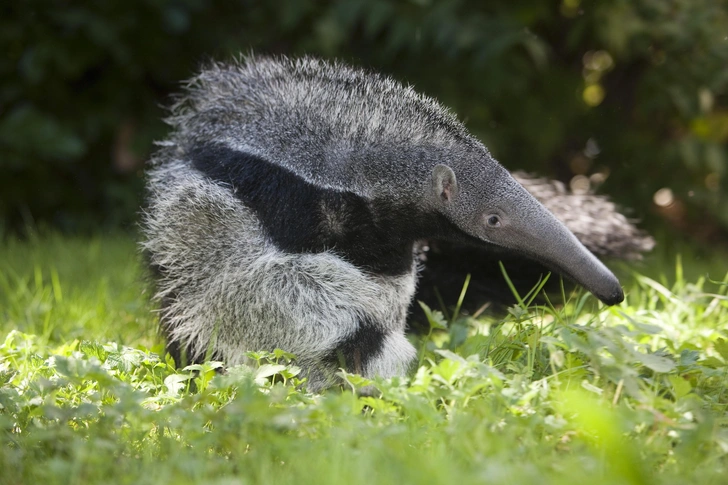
189;143;434;276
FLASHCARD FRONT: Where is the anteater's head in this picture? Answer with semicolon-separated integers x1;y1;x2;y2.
430;161;624;305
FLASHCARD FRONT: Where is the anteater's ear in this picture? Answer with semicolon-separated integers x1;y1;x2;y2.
431;164;458;203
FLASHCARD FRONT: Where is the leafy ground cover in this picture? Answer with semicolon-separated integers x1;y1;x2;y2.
1;234;728;485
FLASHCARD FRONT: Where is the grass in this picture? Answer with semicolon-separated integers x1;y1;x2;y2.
1;234;728;485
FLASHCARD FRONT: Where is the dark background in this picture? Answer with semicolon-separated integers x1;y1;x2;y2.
2;0;727;249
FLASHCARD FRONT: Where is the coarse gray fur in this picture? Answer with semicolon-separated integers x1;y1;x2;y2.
144;161;417;389
142;55;628;390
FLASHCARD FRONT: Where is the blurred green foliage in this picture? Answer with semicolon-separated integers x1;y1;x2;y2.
2;0;727;237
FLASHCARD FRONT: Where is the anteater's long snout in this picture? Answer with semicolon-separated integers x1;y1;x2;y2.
503;186;625;306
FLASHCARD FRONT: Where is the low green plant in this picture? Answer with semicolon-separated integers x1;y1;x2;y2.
1;235;728;484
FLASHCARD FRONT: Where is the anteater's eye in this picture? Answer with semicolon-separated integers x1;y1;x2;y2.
487;215;501;228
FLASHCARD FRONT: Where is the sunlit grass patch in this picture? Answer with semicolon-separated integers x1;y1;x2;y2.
1;235;728;484
0;233;159;348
